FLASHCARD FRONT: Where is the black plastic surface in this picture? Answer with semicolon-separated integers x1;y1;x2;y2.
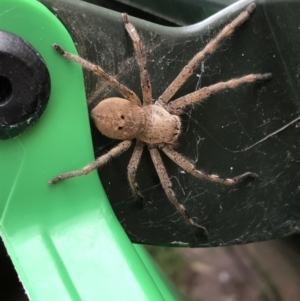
41;0;300;247
0;31;50;139
85;0;238;26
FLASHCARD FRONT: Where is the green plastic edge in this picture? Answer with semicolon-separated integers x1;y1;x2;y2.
133;245;185;301
0;0;179;300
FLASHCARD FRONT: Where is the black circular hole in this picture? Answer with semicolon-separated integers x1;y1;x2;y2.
0;75;13;105
121;115;125;119
0;75;12;105
118;126;123;130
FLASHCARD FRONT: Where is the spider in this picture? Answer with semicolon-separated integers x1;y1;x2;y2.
49;3;271;238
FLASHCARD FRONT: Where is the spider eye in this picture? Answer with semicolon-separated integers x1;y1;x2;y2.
118;126;123;130
120;115;125;119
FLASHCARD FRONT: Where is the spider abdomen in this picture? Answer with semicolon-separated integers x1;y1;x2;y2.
138;105;181;144
91;97;146;140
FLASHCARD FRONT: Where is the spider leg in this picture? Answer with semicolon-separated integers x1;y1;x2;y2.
156;3;257;106
127;140;145;202
149;146;208;237
160;144;258;185
123;14;153;106
49;140;132;185
167;73;272;115
53;44;141;106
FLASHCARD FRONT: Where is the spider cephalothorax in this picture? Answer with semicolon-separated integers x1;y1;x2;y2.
50;3;271;237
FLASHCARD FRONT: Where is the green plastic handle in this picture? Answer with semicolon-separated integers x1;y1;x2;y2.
0;0;180;300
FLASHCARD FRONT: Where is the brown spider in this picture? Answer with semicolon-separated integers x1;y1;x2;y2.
49;3;271;237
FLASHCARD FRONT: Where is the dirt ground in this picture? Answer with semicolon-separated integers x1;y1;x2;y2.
148;236;300;301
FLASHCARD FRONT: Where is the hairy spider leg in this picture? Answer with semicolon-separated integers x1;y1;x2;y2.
149;146;209;237
127;140;145;200
53;44;141;106
160;144;258;185
49;141;132;185
123;14;153;106
167;73;272;115
156;3;257;106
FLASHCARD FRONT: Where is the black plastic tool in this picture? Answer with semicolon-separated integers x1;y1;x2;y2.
41;0;300;247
